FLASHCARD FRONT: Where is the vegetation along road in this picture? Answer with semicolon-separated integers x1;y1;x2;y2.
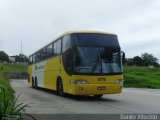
11;79;160;114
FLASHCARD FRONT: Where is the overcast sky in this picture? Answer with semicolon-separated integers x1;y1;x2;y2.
0;0;160;61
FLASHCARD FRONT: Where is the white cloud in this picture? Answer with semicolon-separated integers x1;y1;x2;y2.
0;0;159;61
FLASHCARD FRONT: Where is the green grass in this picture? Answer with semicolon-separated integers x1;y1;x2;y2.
124;66;160;89
0;73;14;106
0;73;35;119
0;63;27;73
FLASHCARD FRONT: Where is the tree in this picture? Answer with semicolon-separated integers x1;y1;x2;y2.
0;51;9;62
15;54;29;63
132;56;144;66
141;53;159;67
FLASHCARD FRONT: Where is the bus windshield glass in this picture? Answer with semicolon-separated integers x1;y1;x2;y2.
74;47;122;74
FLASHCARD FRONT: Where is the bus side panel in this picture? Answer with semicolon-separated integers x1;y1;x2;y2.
44;56;61;90
32;61;46;88
44;56;71;93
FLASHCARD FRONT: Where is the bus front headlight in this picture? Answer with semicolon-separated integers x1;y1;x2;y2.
70;80;89;84
115;79;124;84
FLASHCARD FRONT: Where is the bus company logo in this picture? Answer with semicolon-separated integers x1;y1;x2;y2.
98;78;106;81
34;64;44;71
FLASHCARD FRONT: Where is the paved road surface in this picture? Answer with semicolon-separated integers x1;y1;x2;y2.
11;79;160;114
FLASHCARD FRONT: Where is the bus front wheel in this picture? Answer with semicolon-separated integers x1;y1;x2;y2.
94;95;103;98
57;78;64;96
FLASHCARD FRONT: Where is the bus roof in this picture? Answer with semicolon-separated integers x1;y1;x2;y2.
29;30;117;56
62;30;117;36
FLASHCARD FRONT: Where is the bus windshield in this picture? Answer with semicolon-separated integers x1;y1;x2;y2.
74;47;122;74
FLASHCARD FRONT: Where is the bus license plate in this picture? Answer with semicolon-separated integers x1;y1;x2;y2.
97;86;106;90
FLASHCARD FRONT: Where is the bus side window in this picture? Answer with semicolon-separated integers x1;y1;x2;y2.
46;44;52;58
33;54;36;63
62;49;73;75
54;39;61;55
63;35;71;52
52;43;55;56
57;39;61;54
41;48;47;60
53;42;57;55
36;51;41;62
29;56;33;64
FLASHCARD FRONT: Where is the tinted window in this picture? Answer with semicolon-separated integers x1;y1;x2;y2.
62;49;73;75
41;48;47;60
33;54;36;63
63;35;71;52
53;42;57;55
57;40;61;54
46;44;53;57
74;47;122;74
72;33;120;49
36;52;41;62
54;39;61;55
52;43;55;55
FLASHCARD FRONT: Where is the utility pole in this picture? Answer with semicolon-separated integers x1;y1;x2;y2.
20;40;26;74
21;40;23;54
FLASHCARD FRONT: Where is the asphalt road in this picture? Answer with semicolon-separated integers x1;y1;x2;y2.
11;79;160;114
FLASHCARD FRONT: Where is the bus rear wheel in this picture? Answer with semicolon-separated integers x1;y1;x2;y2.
35;79;38;89
32;78;34;88
94;95;103;98
57;79;64;96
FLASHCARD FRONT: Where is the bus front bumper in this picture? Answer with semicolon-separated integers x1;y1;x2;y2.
68;84;123;95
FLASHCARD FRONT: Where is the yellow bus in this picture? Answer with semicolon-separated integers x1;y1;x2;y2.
28;30;125;98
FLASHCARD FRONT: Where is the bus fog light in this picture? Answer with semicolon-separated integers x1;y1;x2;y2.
115;79;124;84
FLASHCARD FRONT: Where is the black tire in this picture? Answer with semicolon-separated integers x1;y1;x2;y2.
28;74;30;83
35;77;38;89
94;95;103;98
32;78;34;88
57;78;64;96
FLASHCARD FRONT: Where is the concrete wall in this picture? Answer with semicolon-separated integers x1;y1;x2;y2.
4;72;28;79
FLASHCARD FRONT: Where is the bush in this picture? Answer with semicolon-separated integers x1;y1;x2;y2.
0;74;35;119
